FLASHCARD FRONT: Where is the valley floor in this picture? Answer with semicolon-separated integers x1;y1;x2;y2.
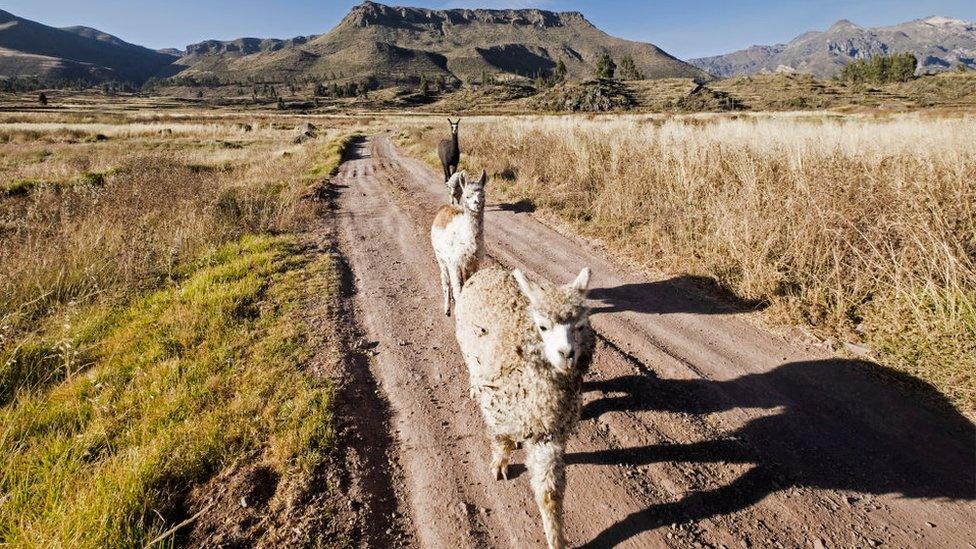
1;106;973;547
332;136;974;548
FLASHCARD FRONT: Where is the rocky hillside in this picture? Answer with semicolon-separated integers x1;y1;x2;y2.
174;1;706;84
690;16;976;78
0;9;177;83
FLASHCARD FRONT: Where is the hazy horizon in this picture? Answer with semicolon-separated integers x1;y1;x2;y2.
1;0;974;59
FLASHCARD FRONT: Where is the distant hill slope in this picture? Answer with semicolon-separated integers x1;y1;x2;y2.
174;1;706;83
690;16;976;78
0;9;176;83
60;26;132;48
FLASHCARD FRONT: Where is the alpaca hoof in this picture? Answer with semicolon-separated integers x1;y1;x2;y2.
492;463;509;481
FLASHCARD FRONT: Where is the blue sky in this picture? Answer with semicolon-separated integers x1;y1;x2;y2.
2;0;974;59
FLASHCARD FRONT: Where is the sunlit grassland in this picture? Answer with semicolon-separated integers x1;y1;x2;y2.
0;235;339;546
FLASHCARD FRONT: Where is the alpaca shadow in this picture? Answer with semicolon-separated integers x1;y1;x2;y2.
343;136;371;160
588;275;767;316
313;183;348;203
493;199;536;214
575;359;975;547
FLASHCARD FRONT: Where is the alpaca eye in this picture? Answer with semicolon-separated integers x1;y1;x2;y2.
539;325;548;332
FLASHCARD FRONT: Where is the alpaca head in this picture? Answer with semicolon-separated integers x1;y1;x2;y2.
512;267;592;373
461;170;488;213
447;118;460;136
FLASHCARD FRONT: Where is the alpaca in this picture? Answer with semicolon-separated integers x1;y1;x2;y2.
430;170;488;316
454;266;594;549
438;118;461;203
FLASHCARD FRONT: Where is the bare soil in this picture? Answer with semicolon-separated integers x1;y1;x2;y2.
332;135;975;548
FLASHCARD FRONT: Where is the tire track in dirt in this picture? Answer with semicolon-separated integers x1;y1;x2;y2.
335;136;975;548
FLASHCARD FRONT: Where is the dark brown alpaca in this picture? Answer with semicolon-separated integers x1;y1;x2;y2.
438;118;462;203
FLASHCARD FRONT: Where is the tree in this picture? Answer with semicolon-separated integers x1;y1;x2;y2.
356;82;369;99
38;92;48;106
594;52;616;79
839;53;918;84
618;55;643;80
419;74;430;95
276;97;286;110
554;60;567;82
888;52;918;82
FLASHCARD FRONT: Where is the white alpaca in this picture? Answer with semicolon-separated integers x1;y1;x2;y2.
430;170;488;316
454;265;594;549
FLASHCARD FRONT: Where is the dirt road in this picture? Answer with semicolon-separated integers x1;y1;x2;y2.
332;135;975;548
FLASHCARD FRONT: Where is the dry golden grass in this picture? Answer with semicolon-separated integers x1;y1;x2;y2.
398;112;976;411
0;112;359;338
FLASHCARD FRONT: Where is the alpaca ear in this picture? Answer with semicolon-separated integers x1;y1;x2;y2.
447;171;464;187
476;169;489;187
567;267;591;294
512;269;542;307
447;171;465;199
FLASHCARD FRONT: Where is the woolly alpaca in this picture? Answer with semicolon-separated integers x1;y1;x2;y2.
454;266;594;549
438;118;461;203
430;170;488;316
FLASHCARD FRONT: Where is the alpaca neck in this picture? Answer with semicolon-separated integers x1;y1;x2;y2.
464;205;484;239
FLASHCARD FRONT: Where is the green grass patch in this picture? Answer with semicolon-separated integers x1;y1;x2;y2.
0;178;45;196
1;168;119;196
305;133;362;180
0;234;339;547
863;286;976;410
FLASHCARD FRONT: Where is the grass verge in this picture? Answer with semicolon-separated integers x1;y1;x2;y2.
306;133;363;181
0;234;339;547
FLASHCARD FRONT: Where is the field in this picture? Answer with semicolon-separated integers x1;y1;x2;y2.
0;98;973;548
0;108;371;545
396;112;976;412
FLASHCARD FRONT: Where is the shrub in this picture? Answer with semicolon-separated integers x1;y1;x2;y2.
618;55;644;80
594;52;616;79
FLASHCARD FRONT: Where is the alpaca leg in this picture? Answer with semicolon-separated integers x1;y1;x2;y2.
490;435;516;481
438;262;451;316
448;267;463;308
526;438;566;549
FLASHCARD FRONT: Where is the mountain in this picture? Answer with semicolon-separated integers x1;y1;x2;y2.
60;26;132;47
174;1;706;84
690;16;976;78
0;9;177;83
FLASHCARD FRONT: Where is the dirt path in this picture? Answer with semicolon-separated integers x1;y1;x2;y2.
333;136;975;548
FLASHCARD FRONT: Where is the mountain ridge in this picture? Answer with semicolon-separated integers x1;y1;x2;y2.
0;8;176;83
690;16;976;78
172;1;706;84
